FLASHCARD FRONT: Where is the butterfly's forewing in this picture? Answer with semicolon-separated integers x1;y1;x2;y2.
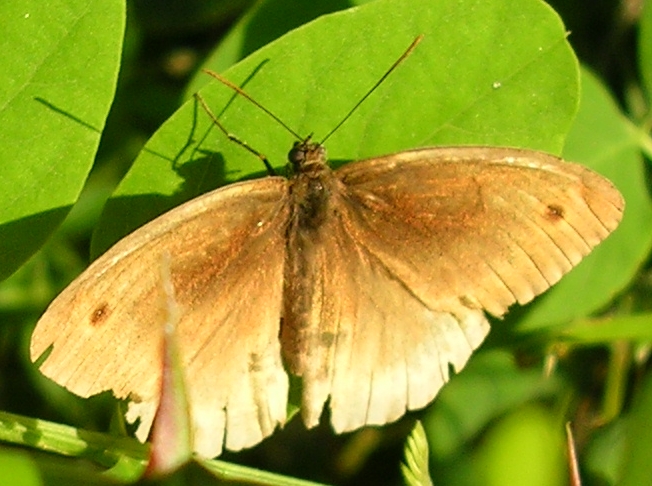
285;146;623;433
339;147;622;310
30;177;291;457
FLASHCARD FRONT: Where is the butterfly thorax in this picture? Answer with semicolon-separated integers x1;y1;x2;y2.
287;137;336;231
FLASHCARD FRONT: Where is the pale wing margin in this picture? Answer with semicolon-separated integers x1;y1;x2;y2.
30;177;290;458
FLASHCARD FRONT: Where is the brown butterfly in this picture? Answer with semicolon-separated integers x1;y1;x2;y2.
29;43;624;458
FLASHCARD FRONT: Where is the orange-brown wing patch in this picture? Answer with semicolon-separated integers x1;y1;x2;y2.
30;177;290;457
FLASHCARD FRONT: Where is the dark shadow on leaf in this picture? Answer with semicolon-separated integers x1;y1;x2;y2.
0;207;71;282
91;151;229;258
241;0;355;61
34;97;101;133
91;88;285;257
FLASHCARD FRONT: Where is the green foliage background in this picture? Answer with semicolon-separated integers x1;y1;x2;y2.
0;0;651;484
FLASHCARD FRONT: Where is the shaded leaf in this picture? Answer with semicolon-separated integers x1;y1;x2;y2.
617;372;652;485
0;0;124;279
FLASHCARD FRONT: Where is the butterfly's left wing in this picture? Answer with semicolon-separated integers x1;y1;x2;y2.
31;178;291;457
285;146;623;432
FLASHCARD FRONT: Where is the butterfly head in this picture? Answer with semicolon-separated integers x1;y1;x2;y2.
288;135;328;176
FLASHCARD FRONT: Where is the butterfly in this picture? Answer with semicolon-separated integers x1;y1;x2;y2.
29;39;624;458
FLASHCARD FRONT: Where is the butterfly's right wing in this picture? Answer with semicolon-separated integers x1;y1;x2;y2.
30;177;290;458
284;146;622;434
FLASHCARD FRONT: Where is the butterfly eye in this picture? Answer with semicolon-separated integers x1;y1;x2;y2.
288;141;306;169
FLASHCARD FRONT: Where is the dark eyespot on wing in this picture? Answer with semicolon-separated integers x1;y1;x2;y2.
545;203;565;221
90;303;110;326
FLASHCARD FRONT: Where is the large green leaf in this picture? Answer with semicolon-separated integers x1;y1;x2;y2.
93;0;579;255
424;351;557;460
185;0;375;95
0;0;124;280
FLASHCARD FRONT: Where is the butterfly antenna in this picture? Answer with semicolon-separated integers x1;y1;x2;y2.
203;69;304;141
193;92;276;175
320;35;424;144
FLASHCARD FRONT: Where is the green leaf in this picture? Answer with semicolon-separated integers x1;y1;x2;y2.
423;350;557;459
0;0;124;280
185;0;376;96
584;420;626;485
0;410;147;481
638;0;652;105
0;448;42;486
401;421;434;486
516;67;652;330
0;410;327;485
92;0;578;254
475;405;565;486
617;373;652;486
559;314;652;343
